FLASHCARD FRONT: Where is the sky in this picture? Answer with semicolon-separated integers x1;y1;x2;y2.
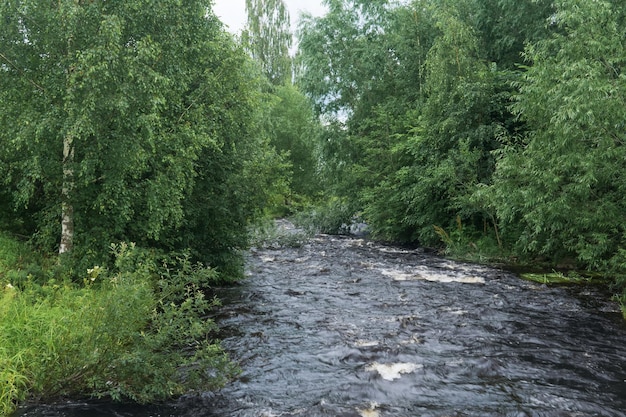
212;0;328;34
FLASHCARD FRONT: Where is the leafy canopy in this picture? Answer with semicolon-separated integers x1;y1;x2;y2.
0;0;282;277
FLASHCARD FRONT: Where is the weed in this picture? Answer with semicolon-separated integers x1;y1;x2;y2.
0;237;237;415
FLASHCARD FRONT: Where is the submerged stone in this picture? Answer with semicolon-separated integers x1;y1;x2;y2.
357;402;380;417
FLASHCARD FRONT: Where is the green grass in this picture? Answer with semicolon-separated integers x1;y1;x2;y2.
0;235;237;416
0;233;33;276
519;271;591;285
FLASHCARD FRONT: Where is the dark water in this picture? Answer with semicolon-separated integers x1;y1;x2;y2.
15;232;626;417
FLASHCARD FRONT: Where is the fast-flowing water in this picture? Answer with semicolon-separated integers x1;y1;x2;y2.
15;230;626;417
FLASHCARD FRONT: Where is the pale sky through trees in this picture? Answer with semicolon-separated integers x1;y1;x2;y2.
213;0;327;34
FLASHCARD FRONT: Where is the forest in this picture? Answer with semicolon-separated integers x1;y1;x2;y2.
0;0;625;413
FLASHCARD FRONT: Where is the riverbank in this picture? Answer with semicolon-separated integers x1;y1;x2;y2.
0;233;235;416
8;224;626;416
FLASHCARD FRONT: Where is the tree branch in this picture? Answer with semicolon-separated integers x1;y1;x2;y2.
0;50;47;93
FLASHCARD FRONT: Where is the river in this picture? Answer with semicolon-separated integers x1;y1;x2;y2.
14;229;626;417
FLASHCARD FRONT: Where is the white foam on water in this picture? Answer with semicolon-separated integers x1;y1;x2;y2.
440;307;469;315
381;268;485;284
355;340;380;347
399;335;423;345
366;362;422;381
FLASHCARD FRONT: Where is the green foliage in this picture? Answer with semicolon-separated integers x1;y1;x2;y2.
0;234;29;277
390;3;502;244
487;0;626;270
298;0;507;245
470;0;554;68
297;0;399;116
433;215;505;263
0;232;59;287
243;0;293;85
296;0;626;305
249;219;312;249
520;271;591;286
297;0;437;237
265;85;323;201
293;197;356;235
168;50;288;280
0;239;236;415
0;0;284;277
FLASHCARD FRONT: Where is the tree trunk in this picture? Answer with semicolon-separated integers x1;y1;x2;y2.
59;134;74;254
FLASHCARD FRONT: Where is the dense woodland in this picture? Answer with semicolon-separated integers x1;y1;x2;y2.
0;0;625;412
296;0;626;297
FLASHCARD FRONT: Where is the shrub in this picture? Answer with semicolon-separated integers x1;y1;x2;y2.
248;219;312;249
434;216;508;263
0;241;237;415
293;197;355;235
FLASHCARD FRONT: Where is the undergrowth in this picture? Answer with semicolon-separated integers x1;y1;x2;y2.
292;197;354;235
433;216;508;264
434;219;626;316
0;234;237;416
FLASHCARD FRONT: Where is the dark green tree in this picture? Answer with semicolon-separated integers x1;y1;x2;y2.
471;0;554;68
382;1;502;245
486;0;626;270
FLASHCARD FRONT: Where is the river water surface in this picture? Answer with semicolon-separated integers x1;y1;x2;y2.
15;230;626;417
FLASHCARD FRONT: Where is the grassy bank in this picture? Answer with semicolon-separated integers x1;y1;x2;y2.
0;234;236;416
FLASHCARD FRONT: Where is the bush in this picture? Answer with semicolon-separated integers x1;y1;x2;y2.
293;197;355;235
0;241;237;415
248;219;312;249
433;216;508;263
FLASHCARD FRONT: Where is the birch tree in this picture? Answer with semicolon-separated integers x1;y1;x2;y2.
243;0;293;85
0;0;280;273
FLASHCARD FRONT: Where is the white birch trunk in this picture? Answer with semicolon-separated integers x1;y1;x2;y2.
59;134;74;254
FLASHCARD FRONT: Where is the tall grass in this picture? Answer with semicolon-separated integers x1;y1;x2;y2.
0;235;237;416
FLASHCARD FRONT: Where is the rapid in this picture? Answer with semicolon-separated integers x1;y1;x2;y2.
15;225;626;417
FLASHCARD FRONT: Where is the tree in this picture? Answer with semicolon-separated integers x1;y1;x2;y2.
383;1;502;244
297;0;395;117
265;84;322;199
470;0;554;68
297;0;430;213
0;0;280;275
243;0;293;85
486;0;626;269
297;0;502;242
